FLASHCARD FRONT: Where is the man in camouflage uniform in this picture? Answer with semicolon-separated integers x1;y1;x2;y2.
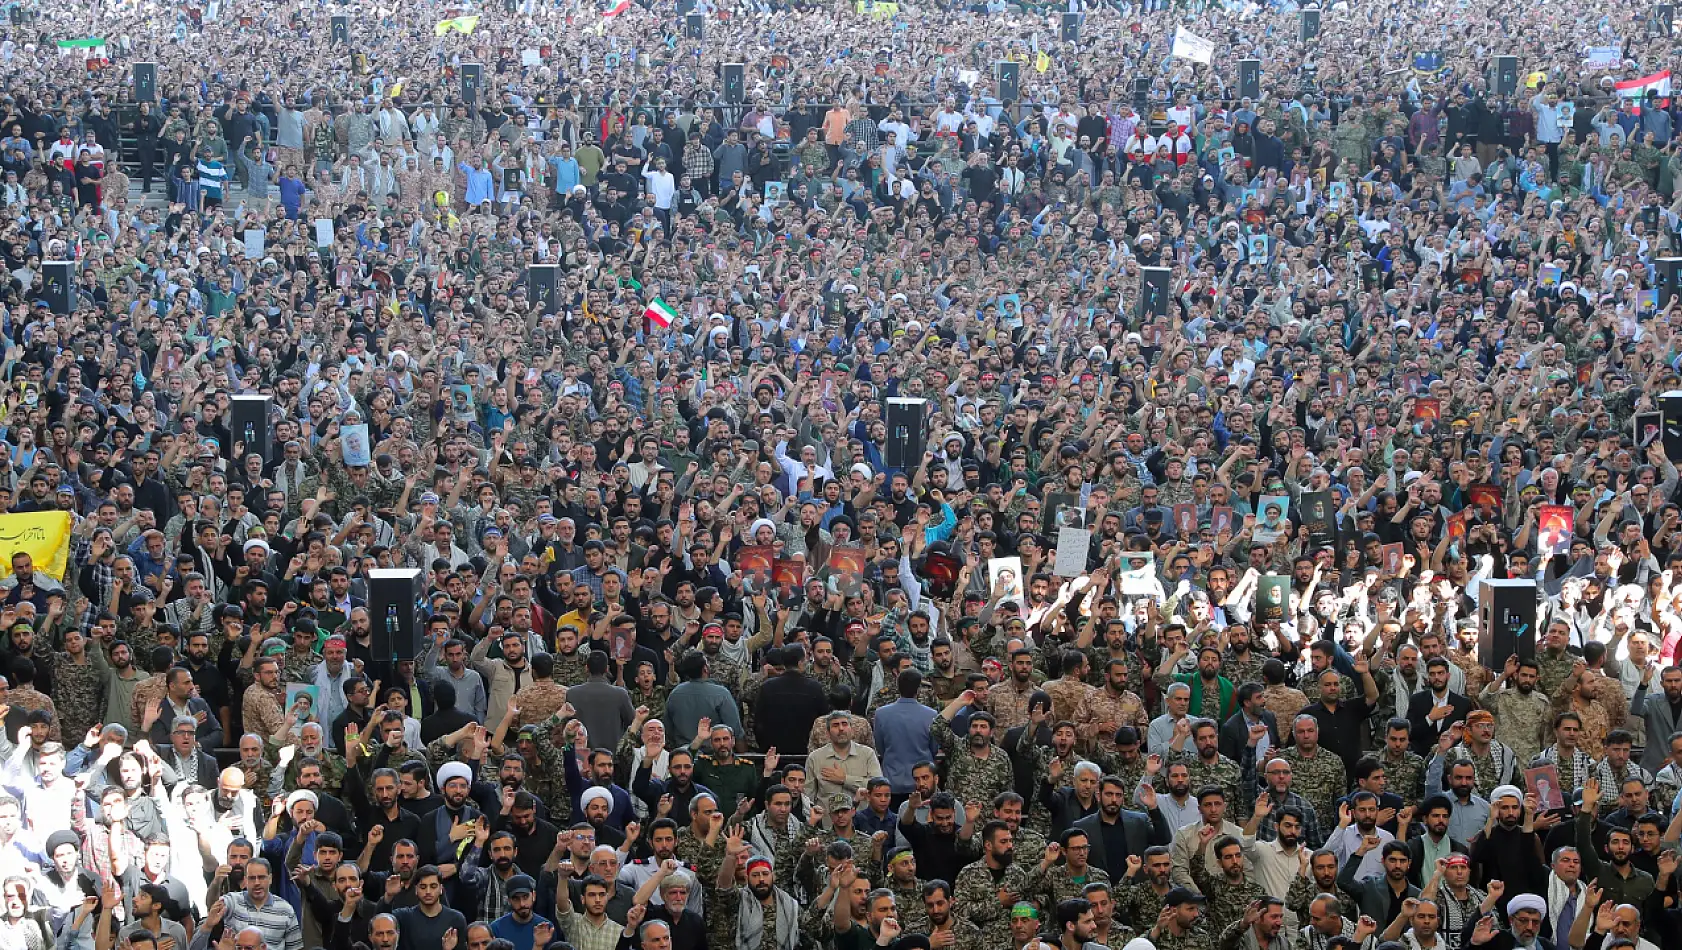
883;847;930;933
1274;715;1348;827
923;880;985;950
1147;888;1218;950
44;625;105;743
1116;847;1175;928
952;820;1034;949
1189;828;1267;933
1374;719;1429;808
933;693;1016;811
1170;719;1247;821
787;793;873;899
1075;657;1151;756
674;793;729;900
1535;624;1579;702
1429;711;1518;800
1286;850;1361;924
1222;627;1268;693
711;829;803;950
1479;656;1553;769
1023;831;1110;912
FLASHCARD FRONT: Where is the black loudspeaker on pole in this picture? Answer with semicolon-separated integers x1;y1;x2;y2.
331;14;348;44
995;61;1019;104
368;569;425;673
1478;580;1537;668
228;395;273;465
40;261;72;315
1139;266;1172;321
1299;5;1319;41
1239;59;1260;101
1060;12;1079;42
133;62;157;102
686;12;703;38
722;63;744;103
461;63;483;103
884;398;929;471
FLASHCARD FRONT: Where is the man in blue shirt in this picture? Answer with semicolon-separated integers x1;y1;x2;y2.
874;668;938;798
488;875;552;950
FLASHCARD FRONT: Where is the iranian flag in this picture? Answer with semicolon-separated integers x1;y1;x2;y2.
57;38;107;59
1617;70;1672;110
602;0;630;16
643;297;678;328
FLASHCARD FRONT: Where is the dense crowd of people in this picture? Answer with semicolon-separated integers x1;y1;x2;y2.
2;0;1682;950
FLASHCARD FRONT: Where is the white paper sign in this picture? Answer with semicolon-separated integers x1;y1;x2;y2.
521;48;542;66
1170;25;1215;64
314;218;334;248
1054;526;1089;577
243;228;265;259
958;68;979;85
1584;46;1621;70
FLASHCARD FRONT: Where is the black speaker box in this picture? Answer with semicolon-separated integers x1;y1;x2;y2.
228;395;273;465
722;63;745;103
134;63;157;102
996;61;1020;104
1139;266;1172;321
461;63;483;104
529;264;559;315
1239;59;1261;101
1478;579;1537;668
368;569;426;665
885;398;929;471
40;261;72;316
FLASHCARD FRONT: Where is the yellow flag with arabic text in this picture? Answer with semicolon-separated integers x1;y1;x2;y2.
0;511;71;581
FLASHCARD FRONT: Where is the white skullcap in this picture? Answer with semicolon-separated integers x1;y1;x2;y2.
1489;784;1524;804
437;762;473;788
580;787;613;812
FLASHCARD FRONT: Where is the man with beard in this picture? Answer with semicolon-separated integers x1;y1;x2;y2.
621;820;703;915
242;655;288;739
1190;828;1267;934
1025;829;1109;912
459;827;523;921
1480;658;1553;771
332;676;376;755
281;723;347;796
1221;684;1281;766
898;791;981;888
1286;849;1361;927
292;759;358;852
491;787;557;878
488;873;554;950
626;859;705;950
1054;897;1103;950
953;820;1034;947
1404;797;1467;887
1219;897;1290;950
1466;786;1547;896
1072;775;1172;883
554;854;624;950
935;692;1016;812
645;748;708;822
1464;893;1550;950
1242;722;1325;848
1157;644;1238;723
1174;719;1244;820
349;768;421;875
1048;761;1103;840
807;711;885;804
156;716;218;792
1579;823;1654;910
880;846;930;933
562;722;634;833
921;879;984;950
418;761;482;891
220;858;305;950
743;782;800;876
712;827;803;950
1277;716;1350;828
1424;853;1489;950
1299;665;1381;780
1406;660;1474;758
1171;786;1251;889
472;628;536;732
286;812;346;949
1338;838;1420;923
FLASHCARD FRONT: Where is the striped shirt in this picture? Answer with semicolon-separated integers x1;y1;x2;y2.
196;159;227;199
221;891;303;950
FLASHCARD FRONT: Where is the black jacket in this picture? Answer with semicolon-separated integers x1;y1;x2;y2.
1405;690;1474;757
1219;710;1281;764
753;671;829;754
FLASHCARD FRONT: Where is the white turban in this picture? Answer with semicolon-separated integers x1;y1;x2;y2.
437;762;473;788
750;518;776;539
580;787;613;813
1490;784;1524;804
285;790;319;812
1508;894;1547;916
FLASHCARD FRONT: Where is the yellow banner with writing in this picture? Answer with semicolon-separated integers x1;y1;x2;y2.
0;511;71;581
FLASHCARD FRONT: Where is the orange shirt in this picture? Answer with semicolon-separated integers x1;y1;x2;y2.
822;107;851;146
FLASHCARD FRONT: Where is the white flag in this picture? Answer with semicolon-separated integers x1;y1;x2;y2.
1170;25;1215;64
